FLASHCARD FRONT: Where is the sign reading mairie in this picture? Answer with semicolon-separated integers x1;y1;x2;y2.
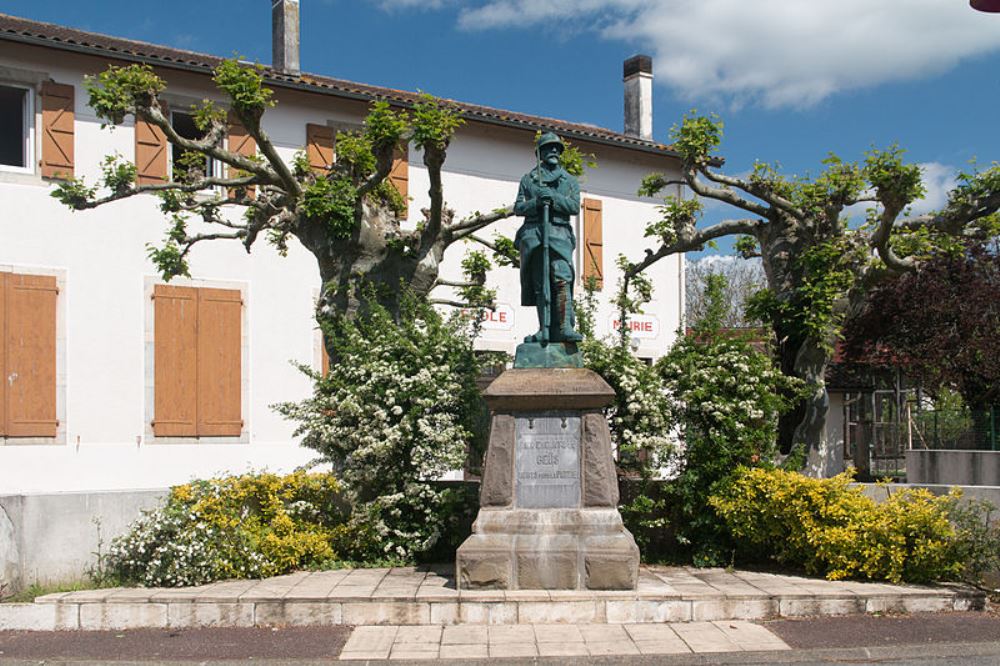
515;413;581;508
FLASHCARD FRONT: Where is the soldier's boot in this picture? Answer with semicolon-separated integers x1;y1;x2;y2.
555;281;583;342
524;300;548;343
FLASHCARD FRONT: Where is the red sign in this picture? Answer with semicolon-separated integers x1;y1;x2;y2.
609;314;660;340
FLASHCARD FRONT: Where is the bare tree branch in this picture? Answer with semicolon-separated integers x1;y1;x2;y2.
71;174;261;210
700;168;801;218
143;105;277;183
684;167;771;218
446;208;514;242
627;217;763;278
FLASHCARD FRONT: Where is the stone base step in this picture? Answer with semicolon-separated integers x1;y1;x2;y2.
0;566;985;631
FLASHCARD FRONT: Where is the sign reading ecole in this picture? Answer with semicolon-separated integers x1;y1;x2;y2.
461;303;514;331
608;314;660;340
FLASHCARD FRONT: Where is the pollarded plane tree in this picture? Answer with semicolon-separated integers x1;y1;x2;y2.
52;60;513;339
631;113;1000;475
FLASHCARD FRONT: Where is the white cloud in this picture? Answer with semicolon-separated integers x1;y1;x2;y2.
909;162;958;217
449;1;1000;109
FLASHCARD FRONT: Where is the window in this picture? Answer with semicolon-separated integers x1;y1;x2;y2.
151;284;243;439
0;272;58;439
0;84;33;173
582;198;603;290
171;110;217;180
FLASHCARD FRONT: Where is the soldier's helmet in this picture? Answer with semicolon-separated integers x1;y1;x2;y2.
535;132;565;154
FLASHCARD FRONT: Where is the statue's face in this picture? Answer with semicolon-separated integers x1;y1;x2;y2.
540;143;562;167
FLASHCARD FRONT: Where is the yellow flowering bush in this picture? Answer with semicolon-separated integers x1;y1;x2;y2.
107;470;346;586
710;468;966;583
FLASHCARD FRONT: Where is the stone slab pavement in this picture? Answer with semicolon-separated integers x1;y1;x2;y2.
339;621;789;660
0;565;985;631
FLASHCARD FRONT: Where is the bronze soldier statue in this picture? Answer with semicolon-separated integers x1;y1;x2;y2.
513;132;583;344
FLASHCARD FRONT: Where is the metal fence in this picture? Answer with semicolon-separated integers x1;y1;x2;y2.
845;395;999;480
910;405;999;452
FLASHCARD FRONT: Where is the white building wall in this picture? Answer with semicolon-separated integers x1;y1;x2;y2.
0;45;683;494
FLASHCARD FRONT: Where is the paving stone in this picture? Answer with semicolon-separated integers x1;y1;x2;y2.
607;599;692;623
388;645;439;660
624;623;683;642
0;603;56;630
712;620;790;651
488;642;537;657
440;643;488;659
168;602;254;628
588;640;640;655
60;588;124;602
458;601;517;625
79;602;168;630
342;601;429;625
578;623;629;642
239;572;311;601
692;597;777;621
429;602;460;625
780;596;865;617
328;586;375;600
415;585;459;600
253;601;341;627
634;639;692;654
532;623;583;642
442;624;488;644
517;600;600;624
537;641;589;656
32;592;70;603
394;624;442;643
342;625;397;656
488;624;535;643
673;621;742;653
193;581;258;602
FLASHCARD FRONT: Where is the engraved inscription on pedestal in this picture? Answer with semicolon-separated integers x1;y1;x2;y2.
515;412;581;508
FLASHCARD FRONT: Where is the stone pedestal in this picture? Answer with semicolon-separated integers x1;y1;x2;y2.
457;368;640;590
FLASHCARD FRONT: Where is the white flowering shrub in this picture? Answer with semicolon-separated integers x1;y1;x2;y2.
106;471;345;587
657;274;804;565
279;293;484;561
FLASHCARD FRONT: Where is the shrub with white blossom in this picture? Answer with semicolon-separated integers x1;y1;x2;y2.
105;471;345;587
657;273;803;565
278;292;485;561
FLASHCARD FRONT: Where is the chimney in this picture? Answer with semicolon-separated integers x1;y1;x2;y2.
623;54;653;140
272;0;301;76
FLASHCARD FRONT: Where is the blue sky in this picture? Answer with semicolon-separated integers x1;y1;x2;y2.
4;0;1000;258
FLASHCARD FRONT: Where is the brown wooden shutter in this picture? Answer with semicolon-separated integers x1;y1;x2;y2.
135;105;168;185
321;335;330;378
306;123;334;174
153;284;198;436
196;287;242;437
583;198;604;290
228;111;257;199
40;82;74;179
390;145;409;218
0;273;6;436
4;274;58;437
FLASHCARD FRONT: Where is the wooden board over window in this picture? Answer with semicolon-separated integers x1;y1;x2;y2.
228;111;256;199
583;198;604;290
306;123;334;174
390;145;409;218
1;272;58;438
40;81;74;179
153;284;242;438
135;104;168;185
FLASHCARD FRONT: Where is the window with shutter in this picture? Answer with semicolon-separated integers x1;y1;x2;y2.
228;111;256;199
153;284;198;437
390;145;409;218
40;81;74;179
135;102;169;185
2;273;58;438
153;284;242;438
306;123;334;174
583;198;604;290
0;84;33;172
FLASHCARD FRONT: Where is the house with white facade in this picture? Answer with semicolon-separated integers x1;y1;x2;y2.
0;6;685;588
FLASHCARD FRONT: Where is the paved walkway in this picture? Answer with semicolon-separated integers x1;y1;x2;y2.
338;621;790;660
0;565;984;631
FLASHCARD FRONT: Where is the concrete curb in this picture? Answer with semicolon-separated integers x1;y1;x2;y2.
1;589;984;631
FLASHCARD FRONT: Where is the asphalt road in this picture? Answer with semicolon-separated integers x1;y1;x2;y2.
0;611;997;664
